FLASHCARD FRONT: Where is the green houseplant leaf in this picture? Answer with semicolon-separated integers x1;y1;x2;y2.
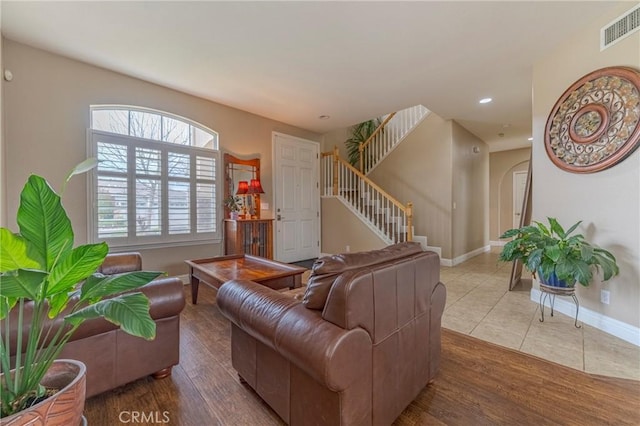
0;270;48;301
80;271;164;302
17;175;74;270
0;230;41;273
47;243;109;296
344;118;382;167
66;293;156;339
0;159;162;418
0;297;16;320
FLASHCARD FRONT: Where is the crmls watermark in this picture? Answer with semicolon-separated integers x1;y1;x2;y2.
119;411;170;424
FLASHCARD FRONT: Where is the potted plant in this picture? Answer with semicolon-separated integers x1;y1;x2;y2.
0;159;162;423
224;195;242;219
499;217;619;287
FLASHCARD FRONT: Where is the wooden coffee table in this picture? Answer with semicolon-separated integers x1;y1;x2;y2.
185;254;307;304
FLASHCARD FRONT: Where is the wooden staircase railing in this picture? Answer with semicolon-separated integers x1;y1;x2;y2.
322;147;413;244
358;105;430;174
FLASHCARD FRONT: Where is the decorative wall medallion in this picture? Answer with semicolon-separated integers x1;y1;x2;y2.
545;66;640;173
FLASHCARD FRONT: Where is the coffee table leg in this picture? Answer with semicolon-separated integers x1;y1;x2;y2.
292;274;302;289
191;274;200;304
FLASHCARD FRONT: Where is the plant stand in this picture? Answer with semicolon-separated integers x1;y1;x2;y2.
538;283;581;328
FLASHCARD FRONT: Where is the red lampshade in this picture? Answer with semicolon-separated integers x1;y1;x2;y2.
247;179;265;194
236;181;249;195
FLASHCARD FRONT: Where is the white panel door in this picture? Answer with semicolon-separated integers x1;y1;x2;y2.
513;171;528;228
273;133;319;262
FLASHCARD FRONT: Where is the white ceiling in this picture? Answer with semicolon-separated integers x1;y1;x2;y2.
0;1;629;151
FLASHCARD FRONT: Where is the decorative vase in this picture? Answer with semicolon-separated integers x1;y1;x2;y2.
537;269;572;288
230;211;239;220
1;359;86;426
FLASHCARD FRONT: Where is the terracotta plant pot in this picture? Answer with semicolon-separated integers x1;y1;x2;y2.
1;359;86;426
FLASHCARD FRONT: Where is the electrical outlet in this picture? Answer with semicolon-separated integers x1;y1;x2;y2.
345;245;350;252
600;290;610;305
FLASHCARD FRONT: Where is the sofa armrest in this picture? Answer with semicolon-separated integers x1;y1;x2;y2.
218;280;372;392
139;276;186;320
70;275;185;342
6;276;186;352
99;252;142;275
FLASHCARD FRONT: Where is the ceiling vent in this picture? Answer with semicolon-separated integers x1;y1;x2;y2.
601;3;640;50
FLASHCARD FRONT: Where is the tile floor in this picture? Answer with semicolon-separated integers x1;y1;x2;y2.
441;248;640;380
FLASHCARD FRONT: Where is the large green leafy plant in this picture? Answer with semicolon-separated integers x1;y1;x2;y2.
499;217;619;287
344;118;382;166
0;160;161;417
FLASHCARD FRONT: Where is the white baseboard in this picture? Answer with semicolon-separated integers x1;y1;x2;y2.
424;245;441;256
490;240;507;247
176;274;189;285
531;288;640;347
441;245;491;267
412;235;428;250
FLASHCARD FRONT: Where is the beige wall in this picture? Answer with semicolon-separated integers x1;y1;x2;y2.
320;197;386;254
489;148;530;241
532;4;640;328
368;113;454;257
321;126;351;157
451;122;489;258
2;39;320;275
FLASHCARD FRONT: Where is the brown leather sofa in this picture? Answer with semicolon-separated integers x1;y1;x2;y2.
217;242;447;425
6;252;185;398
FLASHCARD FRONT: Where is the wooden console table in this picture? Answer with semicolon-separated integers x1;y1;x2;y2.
185;254;306;304
225;219;273;259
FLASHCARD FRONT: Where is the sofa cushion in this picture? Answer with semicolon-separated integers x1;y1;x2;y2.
302;242;423;310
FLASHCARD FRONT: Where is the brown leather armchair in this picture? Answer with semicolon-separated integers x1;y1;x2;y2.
6;252;185;398
217;243;446;425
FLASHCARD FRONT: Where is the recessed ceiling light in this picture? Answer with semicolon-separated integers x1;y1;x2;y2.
318;115;330;120
528;137;533;141
479;98;492;104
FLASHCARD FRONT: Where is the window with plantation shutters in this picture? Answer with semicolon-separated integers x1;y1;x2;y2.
88;106;220;248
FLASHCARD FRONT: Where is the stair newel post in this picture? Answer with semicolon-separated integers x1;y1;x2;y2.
332;146;339;196
358;143;364;173
406;202;413;242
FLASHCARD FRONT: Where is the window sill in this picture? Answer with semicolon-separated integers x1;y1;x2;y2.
105;238;222;252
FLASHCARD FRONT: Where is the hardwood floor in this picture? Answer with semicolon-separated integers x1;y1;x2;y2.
85;287;640;425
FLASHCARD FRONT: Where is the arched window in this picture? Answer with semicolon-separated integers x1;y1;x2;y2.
88;106;220;248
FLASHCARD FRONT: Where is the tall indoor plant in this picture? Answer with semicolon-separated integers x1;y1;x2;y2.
499;217;619;287
0;159;161;420
344;118;382;166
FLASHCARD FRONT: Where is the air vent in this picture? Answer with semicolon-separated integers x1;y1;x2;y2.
601;3;640;50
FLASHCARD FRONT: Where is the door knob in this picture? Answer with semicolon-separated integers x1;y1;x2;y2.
277;214;283;221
